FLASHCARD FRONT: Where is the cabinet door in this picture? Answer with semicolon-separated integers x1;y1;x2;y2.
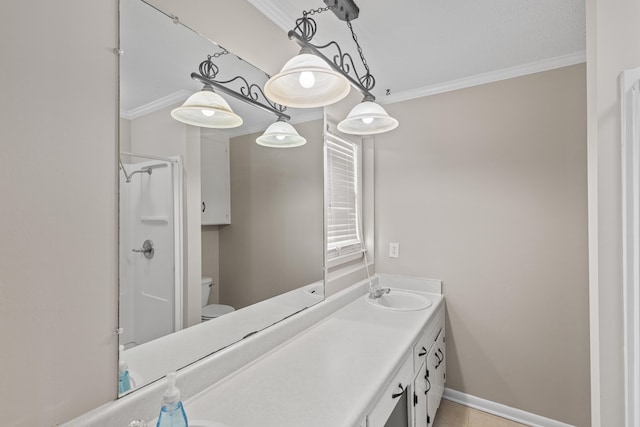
425;331;446;425
201;138;230;225
432;332;446;407
413;361;428;427
426;343;438;426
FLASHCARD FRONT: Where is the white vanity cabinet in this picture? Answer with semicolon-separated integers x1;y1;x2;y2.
201;136;230;225
412;306;446;427
367;305;446;427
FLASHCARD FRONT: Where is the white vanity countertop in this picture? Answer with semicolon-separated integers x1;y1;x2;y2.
183;291;444;427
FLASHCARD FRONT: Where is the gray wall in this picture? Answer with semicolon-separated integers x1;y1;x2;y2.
0;0;294;424
0;0;119;424
374;65;589;426
219;120;324;309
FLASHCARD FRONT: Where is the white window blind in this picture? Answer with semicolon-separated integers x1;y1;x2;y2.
326;128;363;260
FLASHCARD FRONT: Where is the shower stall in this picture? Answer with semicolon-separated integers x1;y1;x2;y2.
119;152;183;348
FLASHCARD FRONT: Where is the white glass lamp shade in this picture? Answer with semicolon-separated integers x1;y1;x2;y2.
337;101;399;135
264;53;351;108
256;121;306;148
171;90;243;128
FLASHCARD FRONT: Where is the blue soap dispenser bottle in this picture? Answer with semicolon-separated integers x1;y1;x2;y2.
118;345;131;394
157;372;188;427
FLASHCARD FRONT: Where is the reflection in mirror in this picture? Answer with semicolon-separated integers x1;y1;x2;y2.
119;0;324;396
119;153;183;349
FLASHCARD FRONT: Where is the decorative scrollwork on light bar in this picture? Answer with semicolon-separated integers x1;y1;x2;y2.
311;38;375;92
191;55;291;121
287;7;376;101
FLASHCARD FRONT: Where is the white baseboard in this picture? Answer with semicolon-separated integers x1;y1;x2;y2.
443;388;575;427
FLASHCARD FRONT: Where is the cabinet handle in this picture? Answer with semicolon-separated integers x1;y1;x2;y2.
391;383;405;399
418;346;427;357
425;377;431;394
202;202;206;213
435;348;444;369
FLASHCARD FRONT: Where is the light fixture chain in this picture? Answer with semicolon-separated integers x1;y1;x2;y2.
346;20;368;73
210;48;229;58
303;5;334;17
346;19;373;90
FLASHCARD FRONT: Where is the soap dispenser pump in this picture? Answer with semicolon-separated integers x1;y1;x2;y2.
156;372;188;427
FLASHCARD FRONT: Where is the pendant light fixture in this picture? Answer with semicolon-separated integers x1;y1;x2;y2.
265;48;350;108
256;118;307;148
337;96;398;135
265;0;398;136
171;85;243;128
172;53;306;148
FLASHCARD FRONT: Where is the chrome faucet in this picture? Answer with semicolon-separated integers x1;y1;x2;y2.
369;287;391;299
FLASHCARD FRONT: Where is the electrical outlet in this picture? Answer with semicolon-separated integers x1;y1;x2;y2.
389;242;399;258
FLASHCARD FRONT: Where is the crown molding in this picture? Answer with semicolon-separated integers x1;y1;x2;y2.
379;50;587;106
245;0;293;33
120;90;192;120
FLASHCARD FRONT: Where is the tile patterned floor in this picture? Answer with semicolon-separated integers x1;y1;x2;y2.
433;399;529;427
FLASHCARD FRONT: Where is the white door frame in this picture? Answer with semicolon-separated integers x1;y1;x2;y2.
621;66;640;427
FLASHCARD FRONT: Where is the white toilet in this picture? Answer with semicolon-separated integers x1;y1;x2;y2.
201;277;235;321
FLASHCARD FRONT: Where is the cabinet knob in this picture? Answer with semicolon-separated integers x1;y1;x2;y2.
391;383;405;399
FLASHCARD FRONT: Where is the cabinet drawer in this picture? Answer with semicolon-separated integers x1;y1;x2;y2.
413;306;444;372
367;355;413;427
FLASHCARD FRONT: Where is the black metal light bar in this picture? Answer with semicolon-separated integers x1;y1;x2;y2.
323;0;359;21
191;55;291;122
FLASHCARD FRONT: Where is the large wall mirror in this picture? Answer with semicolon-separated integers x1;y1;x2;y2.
119;0;324;395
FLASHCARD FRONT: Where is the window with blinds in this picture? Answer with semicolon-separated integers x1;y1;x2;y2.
325;128;363;261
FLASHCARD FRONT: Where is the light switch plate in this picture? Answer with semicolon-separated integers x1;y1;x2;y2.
389;242;399;258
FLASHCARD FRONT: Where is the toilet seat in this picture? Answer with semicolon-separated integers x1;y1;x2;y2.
201;304;235;320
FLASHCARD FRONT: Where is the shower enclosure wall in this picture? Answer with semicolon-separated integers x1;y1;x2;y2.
119;153;183;348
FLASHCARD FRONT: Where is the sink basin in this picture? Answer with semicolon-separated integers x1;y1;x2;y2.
365;289;432;311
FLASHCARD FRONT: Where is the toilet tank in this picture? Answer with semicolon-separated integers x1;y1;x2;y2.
201;277;212;307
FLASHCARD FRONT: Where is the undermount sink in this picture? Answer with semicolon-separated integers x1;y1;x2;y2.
365;289;432;311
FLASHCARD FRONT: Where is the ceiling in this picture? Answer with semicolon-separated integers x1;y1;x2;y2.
121;0;585;135
247;0;586;103
120;0;320;137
